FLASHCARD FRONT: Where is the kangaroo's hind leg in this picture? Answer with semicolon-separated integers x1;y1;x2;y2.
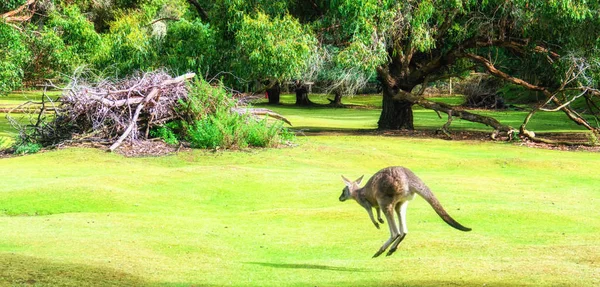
375;207;384;224
386;201;409;256
372;205;400;258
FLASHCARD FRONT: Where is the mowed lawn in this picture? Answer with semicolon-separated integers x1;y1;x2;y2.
0;92;599;286
260;94;594;133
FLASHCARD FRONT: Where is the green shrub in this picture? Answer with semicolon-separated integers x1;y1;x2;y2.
13;142;42;155
150;123;179;145
169;78;294;149
185;116;225;149
97;12;157;77
0;0;25;14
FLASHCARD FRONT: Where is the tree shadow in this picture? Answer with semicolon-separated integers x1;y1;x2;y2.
244;261;372;272
253;102;375;110
0;252;149;286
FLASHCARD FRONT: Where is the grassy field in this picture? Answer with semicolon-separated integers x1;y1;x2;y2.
0;92;593;146
0;92;599;286
1;137;599;286
257;94;594;133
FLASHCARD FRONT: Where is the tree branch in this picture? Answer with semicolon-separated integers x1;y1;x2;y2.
464;52;596;131
416;98;514;137
1;0;35;23
146;17;180;26
186;0;209;22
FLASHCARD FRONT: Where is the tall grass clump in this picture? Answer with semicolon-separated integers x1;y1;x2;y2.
155;79;294;149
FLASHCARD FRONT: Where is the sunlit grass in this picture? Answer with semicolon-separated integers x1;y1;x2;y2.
1;137;599;286
0;90;61;108
0;91;598;285
260;94;592;133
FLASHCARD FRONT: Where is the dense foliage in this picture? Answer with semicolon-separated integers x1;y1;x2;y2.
1;0;599;144
166;79;294;149
0;22;29;94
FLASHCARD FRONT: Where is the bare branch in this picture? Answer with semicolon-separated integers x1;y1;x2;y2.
465;52;597;132
186;0;209;22
1;0;35;23
231;108;292;126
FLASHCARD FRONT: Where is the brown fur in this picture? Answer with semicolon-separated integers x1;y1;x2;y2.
340;166;471;257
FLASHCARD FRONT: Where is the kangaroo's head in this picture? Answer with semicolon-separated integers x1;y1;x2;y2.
339;175;364;202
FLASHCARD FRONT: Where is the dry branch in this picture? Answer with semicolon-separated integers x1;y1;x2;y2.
29;71;195;149
107;73;195;151
465;53;596;132
1;0;35;23
231;108;292;126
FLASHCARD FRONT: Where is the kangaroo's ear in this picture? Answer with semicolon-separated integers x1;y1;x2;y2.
341;175;352;186
355;175;364;185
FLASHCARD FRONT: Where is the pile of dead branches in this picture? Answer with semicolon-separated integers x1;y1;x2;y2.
6;70;291;153
58;71;194;150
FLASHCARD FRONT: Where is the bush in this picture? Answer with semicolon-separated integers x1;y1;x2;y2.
159;19;216;74
149;123;179;145
165;78;294;149
0;0;26;14
13;141;42;155
97;12;157;77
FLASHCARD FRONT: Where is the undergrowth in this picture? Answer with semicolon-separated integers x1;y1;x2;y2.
153;79;294;149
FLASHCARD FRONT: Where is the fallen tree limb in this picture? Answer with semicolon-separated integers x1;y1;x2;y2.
1;0;35;23
465;53;597;132
416;98;515;138
231;108;292;126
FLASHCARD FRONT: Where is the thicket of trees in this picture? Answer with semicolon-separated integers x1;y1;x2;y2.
2;0;600;144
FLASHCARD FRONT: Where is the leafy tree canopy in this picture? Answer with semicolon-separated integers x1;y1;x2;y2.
1;0;600;144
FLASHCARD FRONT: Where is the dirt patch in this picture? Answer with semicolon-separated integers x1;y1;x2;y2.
2;130;598;158
112;140;188;157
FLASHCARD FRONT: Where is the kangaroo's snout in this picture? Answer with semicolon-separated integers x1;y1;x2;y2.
339;195;347;202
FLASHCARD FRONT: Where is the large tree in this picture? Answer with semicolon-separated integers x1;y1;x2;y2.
4;0;599;144
307;1;600;139
194;0;600;139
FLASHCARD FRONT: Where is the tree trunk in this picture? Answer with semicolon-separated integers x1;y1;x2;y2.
332;90;343;106
294;84;312;106
266;82;281;105
377;88;414;130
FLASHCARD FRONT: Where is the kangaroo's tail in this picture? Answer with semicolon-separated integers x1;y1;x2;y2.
409;172;471;231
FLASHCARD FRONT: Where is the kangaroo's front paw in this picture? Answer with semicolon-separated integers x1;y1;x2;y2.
373;222;380;229
378;218;384;224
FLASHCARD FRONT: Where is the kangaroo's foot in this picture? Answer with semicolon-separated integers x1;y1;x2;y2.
385;233;407;257
372;234;400;258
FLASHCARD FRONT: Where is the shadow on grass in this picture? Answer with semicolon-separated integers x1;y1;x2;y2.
244;261;371;272
253;102;378;110
0;253;148;286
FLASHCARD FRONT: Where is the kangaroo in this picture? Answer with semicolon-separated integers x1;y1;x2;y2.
339;166;471;258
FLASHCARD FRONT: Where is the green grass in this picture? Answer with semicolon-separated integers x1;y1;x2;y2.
260;94;593;133
0;92;593;147
0;90;61;109
1;138;599;286
1;91;599;286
